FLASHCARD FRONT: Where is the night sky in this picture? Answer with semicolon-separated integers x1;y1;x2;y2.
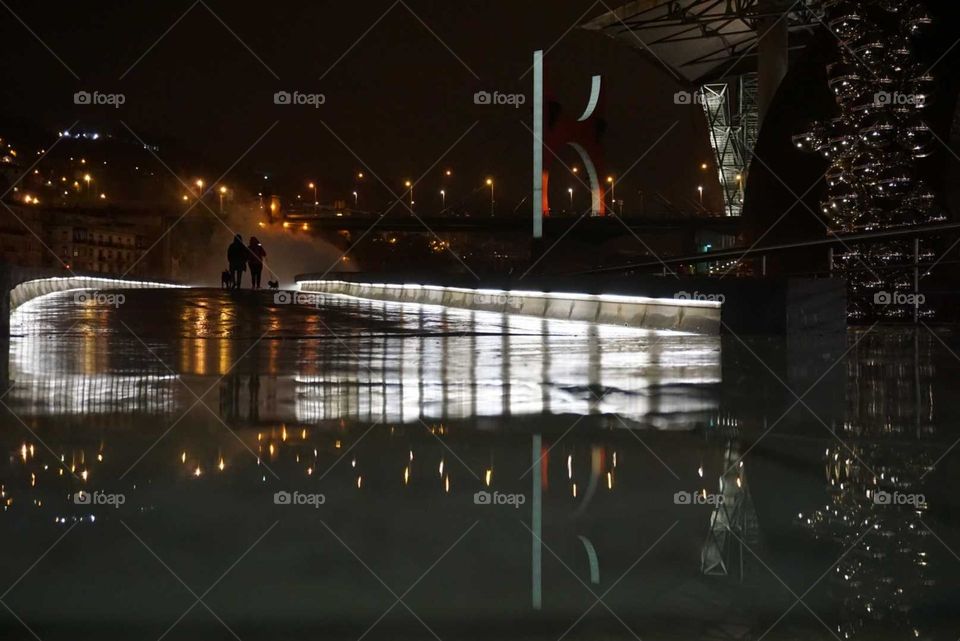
0;0;713;212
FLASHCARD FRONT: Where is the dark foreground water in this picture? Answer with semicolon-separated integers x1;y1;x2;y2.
0;288;958;640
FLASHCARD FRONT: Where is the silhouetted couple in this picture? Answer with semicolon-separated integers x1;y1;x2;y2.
227;234;267;289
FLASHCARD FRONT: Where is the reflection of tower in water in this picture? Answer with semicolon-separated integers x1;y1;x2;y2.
799;330;937;640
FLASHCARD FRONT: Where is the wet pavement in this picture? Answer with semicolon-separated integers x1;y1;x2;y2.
0;288;959;640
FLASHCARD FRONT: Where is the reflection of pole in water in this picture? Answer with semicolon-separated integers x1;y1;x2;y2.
531;433;543;610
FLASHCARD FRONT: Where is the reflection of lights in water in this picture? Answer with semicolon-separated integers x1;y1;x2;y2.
291;295;720;424
606;471;613;490
356;475;362;488
567;455;573;479
404;466;410;485
438;459;444;477
181;451;187;464
485;469;492;487
194;466;202;477
444;475;450;493
218;457;225;472
572;483;577;498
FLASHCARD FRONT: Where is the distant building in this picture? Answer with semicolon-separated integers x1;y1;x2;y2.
48;223;147;275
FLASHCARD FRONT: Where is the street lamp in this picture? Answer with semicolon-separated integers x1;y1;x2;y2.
444;169;452;177
485;178;494;216
83;174;92;194
218;185;227;214
606;175;615;211
352;191;358;208
440;189;446;209
404;180;413;208
308;182;317;212
698;185;704;205
568;187;574;209
195;179;204;194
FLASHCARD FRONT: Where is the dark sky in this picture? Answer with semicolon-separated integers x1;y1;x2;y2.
0;0;714;212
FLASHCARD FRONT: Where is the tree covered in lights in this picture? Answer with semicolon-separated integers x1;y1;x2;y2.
792;0;941;321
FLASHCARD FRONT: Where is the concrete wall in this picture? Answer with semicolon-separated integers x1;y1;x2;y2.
297;279;721;334
297;271;847;335
9;276;183;311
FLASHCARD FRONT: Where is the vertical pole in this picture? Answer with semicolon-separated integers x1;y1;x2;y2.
533;50;544;240
532;433;542;610
828;246;834;274
761;254;767;277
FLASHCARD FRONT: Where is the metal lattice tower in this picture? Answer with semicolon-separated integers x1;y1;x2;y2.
699;74;758;217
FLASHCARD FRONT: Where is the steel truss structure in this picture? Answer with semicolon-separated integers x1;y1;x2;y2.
699;75;758;217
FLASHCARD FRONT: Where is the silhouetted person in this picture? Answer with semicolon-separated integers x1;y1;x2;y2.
227;234;246;289
247;236;267;289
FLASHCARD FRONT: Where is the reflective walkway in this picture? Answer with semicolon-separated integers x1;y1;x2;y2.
0;288;957;640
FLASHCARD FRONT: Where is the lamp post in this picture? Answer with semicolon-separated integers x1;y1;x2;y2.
568;187;573;210
698;185;704;205
440;189;446;210
485;178;494;216
404;180;413;209
606;175;615;213
308;182;317;212
352;191;358;208
218;185;227;214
